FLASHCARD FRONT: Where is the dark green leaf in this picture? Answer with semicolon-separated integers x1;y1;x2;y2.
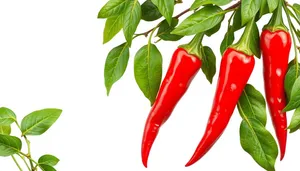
240;119;277;171
103;15;124;44
21;109;62;136
134;44;162;105
123;0;141;46
295;29;300;43
284;63;300;101
151;0;174;25
0;107;16;125
220;28;234;55
98;0;127;18
172;6;224;36
141;0;162;21
201;46;216;84
39;155;60;166
232;7;243;31
259;0;269;17
248;20;261;58
267;0;278;13
293;4;300;20
0;135;22;156
238;84;267;126
104;43;130;95
241;0;261;25
0;126;11;135
191;0;232;10
205;21;222;37
288;108;300;133
156;18;183;41
284;75;300;111
40;164;56;171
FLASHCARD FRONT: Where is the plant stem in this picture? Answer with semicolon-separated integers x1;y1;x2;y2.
19;152;41;171
15;121;35;171
12;155;23;171
283;0;299;69
17;154;31;171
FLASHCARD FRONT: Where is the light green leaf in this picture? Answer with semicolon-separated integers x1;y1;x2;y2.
241;0;261;25
238;84;267;126
284;76;300;111
191;0;232;10
134;44;162;105
21;109;62;136
103;14;124;44
240;119;278;171
293;4;300;20
39;155;60;166
104;43;130;95
267;0;278;13
0;126;11;135
123;0;141;46
172;6;224;36
284;63;300;101
288;108;300;133
98;0;127;18
40;164;56;171
0;134;22;156
151;0;174;25
0;107;16;125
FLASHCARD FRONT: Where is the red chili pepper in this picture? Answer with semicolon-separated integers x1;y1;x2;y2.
261;29;291;160
141;47;202;167
185;48;255;167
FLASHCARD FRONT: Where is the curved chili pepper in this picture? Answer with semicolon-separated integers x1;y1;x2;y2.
141;48;202;167
185;48;255;167
261;29;291;160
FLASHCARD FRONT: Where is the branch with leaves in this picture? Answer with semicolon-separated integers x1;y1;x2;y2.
98;0;300;170
0;107;62;171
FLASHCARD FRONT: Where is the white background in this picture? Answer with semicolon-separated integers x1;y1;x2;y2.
0;0;299;170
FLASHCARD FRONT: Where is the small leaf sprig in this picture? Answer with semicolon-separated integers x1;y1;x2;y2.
0;107;62;171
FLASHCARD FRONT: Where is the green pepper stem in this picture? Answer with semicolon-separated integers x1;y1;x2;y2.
179;33;205;59
264;0;288;32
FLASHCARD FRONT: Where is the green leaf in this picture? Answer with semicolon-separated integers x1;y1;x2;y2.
172;6;224;36
284;75;300;111
295;29;300;43
134;44;162;105
123;0;141;46
39;155;60;166
156;18;183;41
201;46;216;84
0;126;11;135
239;119;278;171
141;0;162;21
191;0;232;10
232;7;243;31
284;63;300;101
267;0;278;13
220;27;234;55
250;22;260;58
98;0;127;18
205;21;222;37
259;0;269;17
104;43;130;95
241;0;261;25
0;134;22;156
151;0;174;25
40;164;56;171
21;109;62;136
0;107;16;125
103;15;124;44
293;4;300;20
238;84;267;126
288;108;300;133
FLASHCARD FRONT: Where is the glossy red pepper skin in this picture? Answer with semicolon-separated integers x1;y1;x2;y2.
260;29;291;160
186;48;255;167
141;48;202;167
